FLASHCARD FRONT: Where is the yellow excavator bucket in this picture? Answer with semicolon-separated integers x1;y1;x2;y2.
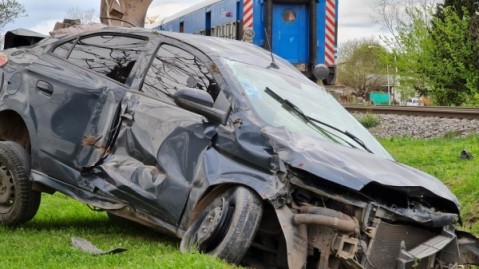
100;0;153;27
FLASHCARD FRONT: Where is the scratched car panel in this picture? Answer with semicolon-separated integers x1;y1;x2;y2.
0;27;478;269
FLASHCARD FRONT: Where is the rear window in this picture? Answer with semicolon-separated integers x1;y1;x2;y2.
142;44;218;102
54;35;147;84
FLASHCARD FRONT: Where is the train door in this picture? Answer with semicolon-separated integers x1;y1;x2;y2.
236;1;241;40
206;11;212;36
271;4;308;64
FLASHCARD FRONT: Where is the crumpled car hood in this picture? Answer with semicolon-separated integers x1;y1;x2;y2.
261;126;460;210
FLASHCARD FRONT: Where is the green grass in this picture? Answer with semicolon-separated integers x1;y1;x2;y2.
1;135;478;268
380;135;479;234
0;194;234;269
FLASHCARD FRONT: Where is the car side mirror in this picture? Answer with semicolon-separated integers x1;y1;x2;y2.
174;88;229;124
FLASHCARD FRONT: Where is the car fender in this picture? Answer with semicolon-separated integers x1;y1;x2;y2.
0;101;39;161
275;205;308;269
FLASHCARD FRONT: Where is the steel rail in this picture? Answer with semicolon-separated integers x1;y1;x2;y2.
343;105;479;120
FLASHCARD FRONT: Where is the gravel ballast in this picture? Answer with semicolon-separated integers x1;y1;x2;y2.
360;114;479;138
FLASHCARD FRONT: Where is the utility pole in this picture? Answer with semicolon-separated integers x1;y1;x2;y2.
387;62;390;105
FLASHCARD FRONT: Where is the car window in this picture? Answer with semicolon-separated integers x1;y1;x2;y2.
52;40;75;58
142;44;217;103
66;35;147;84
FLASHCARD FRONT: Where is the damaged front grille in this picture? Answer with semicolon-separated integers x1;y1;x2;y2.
366;221;434;269
289;178;463;269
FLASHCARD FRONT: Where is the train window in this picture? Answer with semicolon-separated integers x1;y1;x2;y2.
67;35;147;84
142;44;217;103
283;9;296;23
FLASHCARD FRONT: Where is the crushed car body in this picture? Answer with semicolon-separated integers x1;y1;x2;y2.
0;27;479;269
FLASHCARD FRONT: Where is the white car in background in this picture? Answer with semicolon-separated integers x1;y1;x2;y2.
406;97;421;106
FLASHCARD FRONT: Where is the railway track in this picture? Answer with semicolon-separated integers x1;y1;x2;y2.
343;105;479;120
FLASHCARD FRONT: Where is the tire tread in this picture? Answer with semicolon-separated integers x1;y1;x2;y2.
0;141;40;225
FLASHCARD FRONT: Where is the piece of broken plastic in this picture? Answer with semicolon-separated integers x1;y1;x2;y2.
460;149;474;160
71;237;127;255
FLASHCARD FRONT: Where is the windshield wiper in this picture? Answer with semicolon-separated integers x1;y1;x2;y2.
265;87;373;154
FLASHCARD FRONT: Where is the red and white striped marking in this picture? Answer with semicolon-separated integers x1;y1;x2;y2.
243;0;253;41
325;0;336;65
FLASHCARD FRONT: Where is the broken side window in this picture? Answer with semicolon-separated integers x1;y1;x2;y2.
142;44;217;103
51;40;75;58
66;34;147;84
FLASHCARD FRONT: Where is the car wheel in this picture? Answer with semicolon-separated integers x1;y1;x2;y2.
0;141;41;225
180;186;263;264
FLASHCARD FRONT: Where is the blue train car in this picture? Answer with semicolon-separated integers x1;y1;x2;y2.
155;0;337;84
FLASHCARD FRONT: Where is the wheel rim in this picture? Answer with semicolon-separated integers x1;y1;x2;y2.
181;196;234;253
0;161;15;213
180;186;263;264
196;198;232;252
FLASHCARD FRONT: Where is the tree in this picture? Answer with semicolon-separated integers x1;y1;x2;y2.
469;13;479;105
436;0;479;19
0;0;26;30
427;7;479;105
145;16;159;26
65;7;98;24
372;1;438;101
338;38;388;99
372;0;438;47
374;0;479;106
391;7;435;98
431;1;479;105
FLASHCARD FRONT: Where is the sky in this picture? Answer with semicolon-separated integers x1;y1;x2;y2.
6;0;388;44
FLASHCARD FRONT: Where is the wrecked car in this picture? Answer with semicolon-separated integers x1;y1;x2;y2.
0;27;479;269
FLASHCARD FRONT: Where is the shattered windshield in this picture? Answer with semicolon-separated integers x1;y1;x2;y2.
223;59;392;160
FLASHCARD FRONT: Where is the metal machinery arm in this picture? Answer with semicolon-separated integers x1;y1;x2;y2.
100;0;153;27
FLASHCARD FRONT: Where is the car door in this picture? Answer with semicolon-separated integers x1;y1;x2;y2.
95;43;225;225
27;34;148;186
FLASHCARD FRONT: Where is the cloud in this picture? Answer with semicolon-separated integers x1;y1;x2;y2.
4;0;98;32
338;0;389;43
338;0;376;27
29;20;59;35
147;3;193;19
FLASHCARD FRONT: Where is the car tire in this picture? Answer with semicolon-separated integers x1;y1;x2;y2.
180;186;263;264
0;141;41;225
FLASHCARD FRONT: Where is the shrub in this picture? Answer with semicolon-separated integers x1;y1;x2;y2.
357;112;380;129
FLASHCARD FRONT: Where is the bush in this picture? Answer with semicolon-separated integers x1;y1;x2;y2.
357;112;380;129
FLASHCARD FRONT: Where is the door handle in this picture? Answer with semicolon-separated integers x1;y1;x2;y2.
36;80;54;96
